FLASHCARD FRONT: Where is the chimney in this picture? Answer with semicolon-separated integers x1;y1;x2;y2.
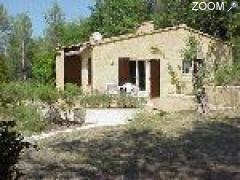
136;21;154;34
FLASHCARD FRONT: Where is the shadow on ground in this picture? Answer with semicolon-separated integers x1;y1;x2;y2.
21;118;240;179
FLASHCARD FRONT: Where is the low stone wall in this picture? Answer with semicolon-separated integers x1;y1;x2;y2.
206;86;240;109
85;108;139;125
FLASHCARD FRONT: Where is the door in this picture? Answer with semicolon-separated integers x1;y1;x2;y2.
150;60;160;98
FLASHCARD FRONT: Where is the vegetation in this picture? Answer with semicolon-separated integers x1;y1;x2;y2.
0;121;30;179
10;105;46;136
19;111;240;179
0;1;240;177
80;92;145;108
215;63;240;86
167;64;185;94
0;55;8;83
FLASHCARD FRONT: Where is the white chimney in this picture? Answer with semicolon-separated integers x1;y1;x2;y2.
90;32;103;43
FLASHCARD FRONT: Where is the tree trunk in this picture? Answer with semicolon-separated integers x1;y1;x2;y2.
21;40;26;80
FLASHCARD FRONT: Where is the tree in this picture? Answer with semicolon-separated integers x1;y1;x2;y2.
32;42;55;83
44;1;65;50
7;13;32;80
0;55;8;83
0;4;10;54
152;0;231;40
62;18;92;45
89;0;151;37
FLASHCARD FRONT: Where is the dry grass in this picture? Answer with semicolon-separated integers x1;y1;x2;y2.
19;111;240;179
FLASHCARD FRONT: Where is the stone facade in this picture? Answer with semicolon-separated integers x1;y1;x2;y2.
56;23;232;100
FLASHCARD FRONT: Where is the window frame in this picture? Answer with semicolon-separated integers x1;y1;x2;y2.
182;60;193;74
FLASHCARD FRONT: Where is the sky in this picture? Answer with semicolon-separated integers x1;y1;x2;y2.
0;0;93;37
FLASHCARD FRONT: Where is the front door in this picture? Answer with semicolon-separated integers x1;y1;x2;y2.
150;60;160;98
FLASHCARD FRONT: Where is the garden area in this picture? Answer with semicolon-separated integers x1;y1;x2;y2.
17;111;240;179
1;0;240;179
0;81;144;136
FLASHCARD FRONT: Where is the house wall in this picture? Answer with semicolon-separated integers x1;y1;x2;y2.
91;28;232;98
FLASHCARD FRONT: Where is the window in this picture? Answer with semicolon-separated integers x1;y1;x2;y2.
182;60;192;74
88;58;92;85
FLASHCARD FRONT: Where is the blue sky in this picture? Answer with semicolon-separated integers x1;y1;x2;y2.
0;0;93;37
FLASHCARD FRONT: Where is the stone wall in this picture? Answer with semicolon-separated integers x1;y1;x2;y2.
206;86;240;109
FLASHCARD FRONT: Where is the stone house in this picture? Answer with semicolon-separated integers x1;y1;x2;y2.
56;22;232;101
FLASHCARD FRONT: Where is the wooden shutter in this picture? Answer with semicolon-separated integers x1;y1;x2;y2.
150;60;160;98
118;57;130;86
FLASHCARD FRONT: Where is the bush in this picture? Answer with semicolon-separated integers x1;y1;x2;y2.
215;65;233;85
0;82;32;106
62;83;82;106
80;93;112;108
115;95;145;108
215;64;240;86
11;105;46;135
33;83;60;104
0;121;30;179
80;92;145;108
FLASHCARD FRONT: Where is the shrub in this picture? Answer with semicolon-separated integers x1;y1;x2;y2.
215;64;240;86
80;93;112;108
80;92;145;108
0;82;29;106
0;121;30;179
64;83;82;97
33;83;60;104
215;65;233;85
11;105;46;135
62;83;82;106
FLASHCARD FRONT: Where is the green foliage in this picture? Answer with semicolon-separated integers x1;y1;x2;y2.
0;55;8;82
167;64;185;94
115;95;144;108
0;81;59;106
0;121;30;179
33;83;60;104
181;35;200;61
0;82;30;106
215;64;240;86
80;93;113;108
10;105;46;135
80;92;145;108
44;1;65;49
0;4;10;51
62;19;92;46
153;0;231;40
7;13;33;80
63;83;82;101
89;0;150;37
32;50;55;83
